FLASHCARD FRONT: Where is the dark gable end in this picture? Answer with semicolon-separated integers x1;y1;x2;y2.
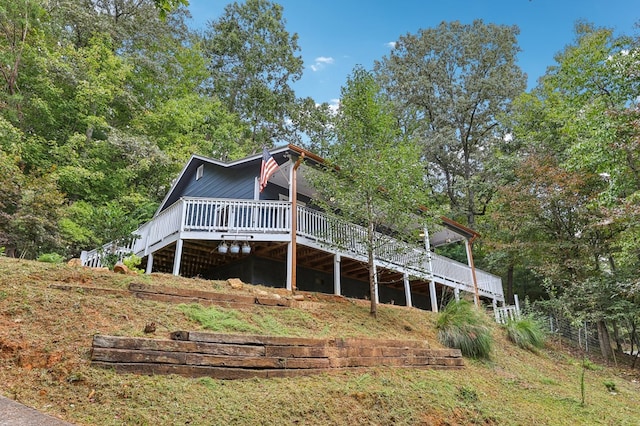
155;148;295;216
156;155;262;215
181;162;256;200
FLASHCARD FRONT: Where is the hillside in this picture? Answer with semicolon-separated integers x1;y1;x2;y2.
0;257;639;425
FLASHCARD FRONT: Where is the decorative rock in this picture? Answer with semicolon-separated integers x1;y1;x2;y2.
271;294;281;300
113;262;130;274
67;258;82;267
255;290;269;297
227;278;244;289
292;294;305;301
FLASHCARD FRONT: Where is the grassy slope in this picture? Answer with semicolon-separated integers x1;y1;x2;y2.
0;257;639;426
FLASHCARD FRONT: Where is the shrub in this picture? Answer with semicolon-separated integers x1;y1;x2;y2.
504;315;547;352
37;252;65;264
456;385;479;403
101;252;120;270
436;299;493;359
123;254;144;274
603;380;617;393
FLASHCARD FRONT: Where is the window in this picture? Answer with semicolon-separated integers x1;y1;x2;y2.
196;164;204;181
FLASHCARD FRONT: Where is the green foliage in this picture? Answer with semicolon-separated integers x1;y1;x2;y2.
37;253;65;264
503;315;547;352
101;252;121;271
436;300;493;359
375;19;526;228
492;23;640;328
0;150;23;248
152;0;189;20
582;358;601;371
603;380;617;393
10;173;65;259
122;254;144;274
456;386;479;403
178;304;260;333
203;0;304;148
308;66;429;317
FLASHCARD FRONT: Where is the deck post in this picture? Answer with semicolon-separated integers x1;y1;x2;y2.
429;280;438;312
333;254;341;296
464;238;481;307
145;252;154;274
403;273;412;308
172;239;183;276
454;287;460;301
286;243;293;291
288;153;305;293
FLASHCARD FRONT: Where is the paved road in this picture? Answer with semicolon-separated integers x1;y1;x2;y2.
0;395;74;425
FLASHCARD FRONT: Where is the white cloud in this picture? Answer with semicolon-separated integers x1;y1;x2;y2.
328;99;340;114
385;41;396;49
310;56;335;72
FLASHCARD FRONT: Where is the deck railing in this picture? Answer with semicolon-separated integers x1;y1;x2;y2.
296;206;503;299
82;198;503;300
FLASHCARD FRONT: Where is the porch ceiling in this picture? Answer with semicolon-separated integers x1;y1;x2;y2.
145;240;435;297
269;159;317;200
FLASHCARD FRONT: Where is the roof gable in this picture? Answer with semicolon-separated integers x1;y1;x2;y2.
155;146;301;215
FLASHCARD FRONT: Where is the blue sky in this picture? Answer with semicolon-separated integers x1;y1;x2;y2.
186;0;639;107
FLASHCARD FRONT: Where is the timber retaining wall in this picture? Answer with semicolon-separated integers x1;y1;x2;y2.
91;331;464;379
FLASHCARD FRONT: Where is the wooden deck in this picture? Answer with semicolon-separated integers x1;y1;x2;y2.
81;198;505;305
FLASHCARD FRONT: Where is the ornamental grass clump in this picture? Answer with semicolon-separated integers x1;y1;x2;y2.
504;315;547;352
436;300;493;359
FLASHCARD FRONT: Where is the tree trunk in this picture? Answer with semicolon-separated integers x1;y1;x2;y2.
596;320;613;362
506;263;514;305
612;320;623;353
368;249;377;318
366;197;377;318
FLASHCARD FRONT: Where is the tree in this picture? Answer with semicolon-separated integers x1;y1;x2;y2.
0;150;23;254
495;22;640;360
203;0;303;149
9;173;65;258
375;20;526;228
309;67;429;317
288;97;337;157
152;0;189;20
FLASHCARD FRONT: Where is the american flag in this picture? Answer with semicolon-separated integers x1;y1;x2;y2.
259;147;280;192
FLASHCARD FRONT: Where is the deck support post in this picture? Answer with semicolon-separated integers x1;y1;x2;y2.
492;299;499;322
172;239;183;276
333;254;341;296
287;153;305;293
403;273;412;308
464;238;481;307
429;281;438;312
286;243;293;292
145;252;154;274
454;287;460;301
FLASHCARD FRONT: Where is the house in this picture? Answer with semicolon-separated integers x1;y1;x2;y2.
81;145;507;313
